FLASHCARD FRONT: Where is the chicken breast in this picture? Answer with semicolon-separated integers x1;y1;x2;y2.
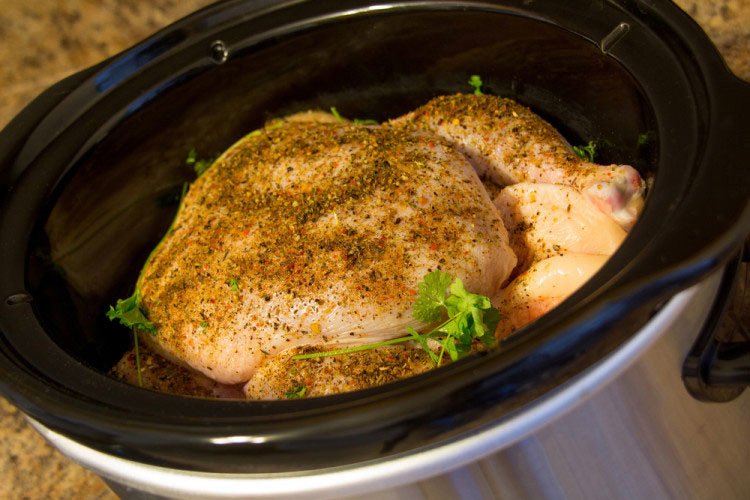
390;94;645;230
494;183;626;273
138;122;516;384
494;253;608;339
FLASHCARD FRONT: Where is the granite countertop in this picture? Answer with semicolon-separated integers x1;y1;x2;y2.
0;1;748;499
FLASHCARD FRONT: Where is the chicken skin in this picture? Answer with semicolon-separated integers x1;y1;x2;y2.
137;121;516;384
493;183;626;273
494;254;609;339
113;92;646;399
390;94;645;230
111;344;244;399
244;344;438;399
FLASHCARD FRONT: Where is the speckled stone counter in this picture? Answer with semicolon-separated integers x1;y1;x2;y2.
0;1;748;499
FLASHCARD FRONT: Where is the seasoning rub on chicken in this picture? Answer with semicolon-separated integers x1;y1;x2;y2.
390;94;645;230
110;91;646;399
136;122;516;385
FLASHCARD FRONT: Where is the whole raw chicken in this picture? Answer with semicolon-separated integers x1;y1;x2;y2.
137;121;516;384
114;93;644;398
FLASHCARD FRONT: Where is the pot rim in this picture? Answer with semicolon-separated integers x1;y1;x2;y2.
28;275;718;498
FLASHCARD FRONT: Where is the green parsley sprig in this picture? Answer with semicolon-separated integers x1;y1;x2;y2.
468;75;484;95
285;382;307;399
330;106;344;124
292;271;500;366
329;107;379;126
106;293;157;335
186;148;217;177
106;183;189;387
573;141;597;162
106;292;156;387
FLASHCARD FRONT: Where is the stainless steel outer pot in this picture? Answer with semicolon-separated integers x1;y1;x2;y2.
0;0;749;498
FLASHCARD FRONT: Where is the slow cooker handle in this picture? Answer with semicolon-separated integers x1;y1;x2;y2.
682;242;750;402
595;75;750;403
660;75;750;402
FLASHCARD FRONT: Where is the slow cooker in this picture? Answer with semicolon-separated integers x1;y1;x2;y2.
0;0;748;498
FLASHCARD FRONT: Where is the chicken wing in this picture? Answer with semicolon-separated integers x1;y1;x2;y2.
390;94;645;230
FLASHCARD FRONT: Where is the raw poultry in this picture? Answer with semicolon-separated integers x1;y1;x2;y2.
135;120;516;385
112;94;645;399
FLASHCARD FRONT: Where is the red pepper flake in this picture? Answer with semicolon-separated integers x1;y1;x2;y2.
243;230;250;236
430;243;438;251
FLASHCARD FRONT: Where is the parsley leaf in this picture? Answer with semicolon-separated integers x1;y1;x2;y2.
229;278;240;291
186;148;217;177
285;382;307;399
105;291;156;388
468;75;484;95
573;141;597;162
293;271;500;366
330;106;344;124
106;292;157;335
353;118;379;125
407;326;439;364
413;270;454;324
329;107;378;125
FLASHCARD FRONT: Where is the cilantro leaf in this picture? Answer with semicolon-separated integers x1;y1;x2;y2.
468;75;484;95
106;292;157;335
186;148;217;177
293;271;502;367
480;308;501;348
229;278;240;291
330;106;344;124
407;326;438;364
413;270;454;323
285;382;307;399
573;141;597;162
353;118;379;125
444;278;491;317
186;148;197;165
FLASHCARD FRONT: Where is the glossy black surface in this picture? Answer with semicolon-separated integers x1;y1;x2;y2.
0;0;749;473
683;246;750;401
